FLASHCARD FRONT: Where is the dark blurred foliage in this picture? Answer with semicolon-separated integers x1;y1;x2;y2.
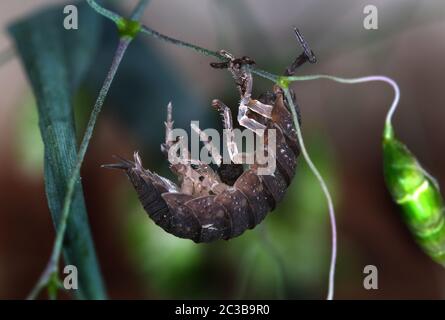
82;8;211;160
1;0;445;299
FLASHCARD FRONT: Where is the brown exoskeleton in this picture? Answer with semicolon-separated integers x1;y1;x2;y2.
104;29;316;242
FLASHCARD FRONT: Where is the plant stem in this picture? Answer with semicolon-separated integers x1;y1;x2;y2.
86;0;121;24
140;26;285;80
281;88;337;300
28;0;151;299
58;38;131;269
130;0;150;20
87;1;280;74
140;26;222;59
27;260;57;299
280;74;401;299
27;37;131;300
284;74;401;136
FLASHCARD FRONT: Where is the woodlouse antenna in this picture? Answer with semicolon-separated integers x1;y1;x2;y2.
293;27;317;64
285;27;317;76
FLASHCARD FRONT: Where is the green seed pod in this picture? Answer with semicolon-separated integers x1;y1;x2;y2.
383;124;445;266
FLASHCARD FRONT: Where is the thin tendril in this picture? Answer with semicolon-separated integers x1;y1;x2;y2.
282;88;337;300
285;75;401;138
282;73;401;300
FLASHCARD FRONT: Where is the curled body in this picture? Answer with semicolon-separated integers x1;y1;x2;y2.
107;83;300;242
105;31;316;242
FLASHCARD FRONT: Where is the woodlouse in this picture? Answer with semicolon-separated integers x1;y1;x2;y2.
104;30;316;242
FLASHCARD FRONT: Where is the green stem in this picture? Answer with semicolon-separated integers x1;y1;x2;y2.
281;87;337;300
27;260;58;299
59;37;131;263
87;1;281;75
28;0;151;300
140;26;222;59
130;0;150;20
277;74;400;300
250;67;279;82
27;38;131;300
282;74;400;139
86;0;121;24
141;25;286;79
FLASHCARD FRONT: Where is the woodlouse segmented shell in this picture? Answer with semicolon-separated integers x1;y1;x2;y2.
107;85;301;242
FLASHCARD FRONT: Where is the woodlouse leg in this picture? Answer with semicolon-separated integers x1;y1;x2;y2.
159;102;227;195
194;165;228;195
157;103;203;193
213;50;272;123
229;65;269;136
213;50;268;124
237;105;267;136
219;50;235;61
212;99;234;131
160;102;200;167
212;99;255;165
161;102;175;157
190;122;222;166
212;99;239;161
188;120;230;193
211;99;244;184
247;99;273;119
173;163;228;196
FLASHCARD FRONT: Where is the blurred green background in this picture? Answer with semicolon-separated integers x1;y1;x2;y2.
1;0;445;299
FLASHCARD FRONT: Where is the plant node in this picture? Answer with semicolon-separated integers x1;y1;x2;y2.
117;18;141;39
277;76;290;89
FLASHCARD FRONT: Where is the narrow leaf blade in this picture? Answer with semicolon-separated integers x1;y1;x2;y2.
9;2;106;299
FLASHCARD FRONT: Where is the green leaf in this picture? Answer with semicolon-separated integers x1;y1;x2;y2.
9;2;106;299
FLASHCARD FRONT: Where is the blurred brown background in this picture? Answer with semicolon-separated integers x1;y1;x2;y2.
1;0;445;299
